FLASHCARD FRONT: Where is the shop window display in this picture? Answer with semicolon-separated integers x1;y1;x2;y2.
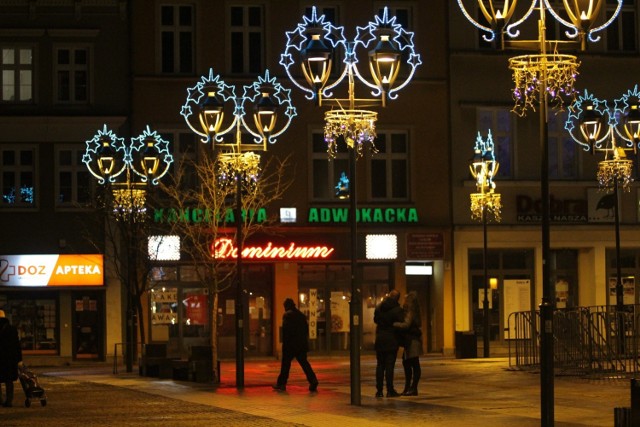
1;297;57;354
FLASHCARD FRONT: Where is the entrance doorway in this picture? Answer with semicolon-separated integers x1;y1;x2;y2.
72;291;105;360
468;249;534;346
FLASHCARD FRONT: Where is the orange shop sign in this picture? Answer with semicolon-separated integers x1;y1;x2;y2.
0;254;104;287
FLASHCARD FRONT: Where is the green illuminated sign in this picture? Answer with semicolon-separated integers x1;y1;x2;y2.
308;207;418;223
154;208;267;224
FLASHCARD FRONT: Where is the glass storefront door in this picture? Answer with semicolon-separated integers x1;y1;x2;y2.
469;249;534;344
299;263;391;354
73;291;104;360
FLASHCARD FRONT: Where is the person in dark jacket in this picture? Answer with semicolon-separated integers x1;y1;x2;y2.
273;298;318;392
394;291;423;396
0;309;22;407
373;289;404;398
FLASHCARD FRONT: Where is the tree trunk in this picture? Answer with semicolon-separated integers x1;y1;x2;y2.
211;291;219;383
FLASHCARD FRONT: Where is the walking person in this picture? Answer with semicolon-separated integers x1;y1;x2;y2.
273;298;318;392
373;289;404;398
0;309;22;407
394;291;423;396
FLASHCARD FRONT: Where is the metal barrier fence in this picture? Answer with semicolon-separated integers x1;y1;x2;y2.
112;342;142;374
508;305;640;378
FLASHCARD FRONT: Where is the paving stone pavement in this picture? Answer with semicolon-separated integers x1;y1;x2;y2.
1;376;304;427
0;356;632;426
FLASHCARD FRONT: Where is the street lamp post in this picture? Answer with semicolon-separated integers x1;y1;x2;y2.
181;69;296;389
280;7;421;406
469;130;501;358
565;87;640;353
83;125;174;373
456;1;621;424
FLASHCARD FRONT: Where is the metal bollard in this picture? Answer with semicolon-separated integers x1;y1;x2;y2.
631;378;640;426
614;407;631;427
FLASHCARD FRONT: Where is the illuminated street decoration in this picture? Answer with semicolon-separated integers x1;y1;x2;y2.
281;6;421;406
280;6;421;157
83;125;173;185
83;125;174;222
180;68;296;148
565;88;639;191
469;130;501;222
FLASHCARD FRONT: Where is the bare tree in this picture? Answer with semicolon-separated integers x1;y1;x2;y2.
157;146;291;383
83;180;158;371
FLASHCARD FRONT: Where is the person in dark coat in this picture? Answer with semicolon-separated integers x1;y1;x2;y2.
0;309;22;407
273;298;318;392
394;291;423;396
373;289;404;398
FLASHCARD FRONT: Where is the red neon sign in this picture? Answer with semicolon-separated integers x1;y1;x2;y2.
212;238;335;260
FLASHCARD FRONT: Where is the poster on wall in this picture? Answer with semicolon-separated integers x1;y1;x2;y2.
608;276;636;306
309;289;317;340
587;188;615;223
555;279;569;309
330;292;349;333
503;279;531;339
478;289;493;309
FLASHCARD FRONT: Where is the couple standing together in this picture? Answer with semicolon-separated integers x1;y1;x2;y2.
374;289;422;398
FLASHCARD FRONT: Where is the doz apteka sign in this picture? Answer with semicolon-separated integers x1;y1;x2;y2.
0;254;104;287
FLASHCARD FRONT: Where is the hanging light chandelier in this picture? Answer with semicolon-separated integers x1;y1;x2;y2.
280;7;421;158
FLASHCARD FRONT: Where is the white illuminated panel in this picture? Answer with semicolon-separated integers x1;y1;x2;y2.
405;264;433;276
280;207;297;223
148;235;180;261
366;234;397;260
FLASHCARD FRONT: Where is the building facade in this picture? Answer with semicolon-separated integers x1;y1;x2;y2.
449;1;640;351
0;0;130;364
1;0;453;365
133;0;452;360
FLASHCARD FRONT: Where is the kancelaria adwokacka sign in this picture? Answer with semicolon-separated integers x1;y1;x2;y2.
0;254;104;287
153;207;419;224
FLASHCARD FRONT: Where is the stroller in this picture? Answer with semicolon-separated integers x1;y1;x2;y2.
18;364;47;407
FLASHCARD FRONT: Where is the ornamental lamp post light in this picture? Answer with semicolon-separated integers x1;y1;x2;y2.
565;86;640;354
181;69;296;389
456;0;622;424
280;6;421;406
469;130;501;358
83;125;174;373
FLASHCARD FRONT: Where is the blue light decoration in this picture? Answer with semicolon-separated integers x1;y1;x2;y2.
456;0;623;47
180;68;297;147
565;86;640;190
83;124;174;185
565;87;640;153
279;6;422;105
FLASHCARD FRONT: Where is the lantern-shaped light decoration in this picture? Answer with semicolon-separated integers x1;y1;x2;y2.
469;130;501;222
181;69;296;150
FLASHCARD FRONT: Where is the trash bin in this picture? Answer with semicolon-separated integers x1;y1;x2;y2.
455;331;477;359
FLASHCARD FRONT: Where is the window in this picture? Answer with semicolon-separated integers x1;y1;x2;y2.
1;47;33;102
1;146;36;208
229;5;264;74
477;108;513;178
375;3;411;28
606;0;637;52
548;111;578;179
369;131;409;200
56;145;93;208
311;132;349;200
159;4;194;74
161;131;196;191
55;46;89;104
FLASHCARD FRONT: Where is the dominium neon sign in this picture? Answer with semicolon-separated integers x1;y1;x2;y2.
211;238;335;260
